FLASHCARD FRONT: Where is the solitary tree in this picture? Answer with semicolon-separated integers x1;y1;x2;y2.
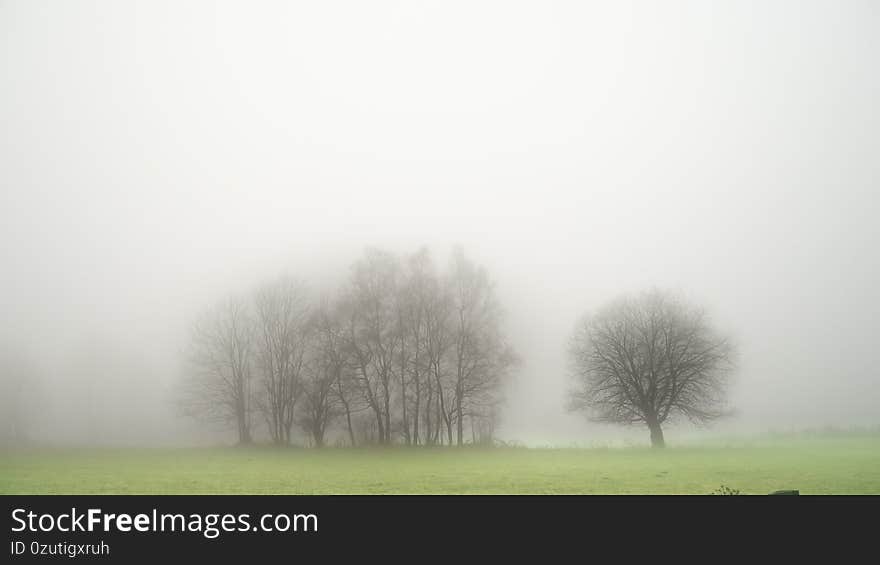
567;289;734;447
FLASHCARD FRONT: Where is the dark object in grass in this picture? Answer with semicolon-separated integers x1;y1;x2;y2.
711;485;742;495
769;490;800;495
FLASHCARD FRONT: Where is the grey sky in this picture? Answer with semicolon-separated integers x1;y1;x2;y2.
1;0;878;445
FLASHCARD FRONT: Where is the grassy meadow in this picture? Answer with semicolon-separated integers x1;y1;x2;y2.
2;435;879;495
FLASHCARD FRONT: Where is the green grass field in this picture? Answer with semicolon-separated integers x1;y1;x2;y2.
2;436;878;494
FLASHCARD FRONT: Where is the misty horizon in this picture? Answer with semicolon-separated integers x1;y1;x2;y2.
2;0;878;447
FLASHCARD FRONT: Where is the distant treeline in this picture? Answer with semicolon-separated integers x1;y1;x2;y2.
179;246;518;447
764;425;880;439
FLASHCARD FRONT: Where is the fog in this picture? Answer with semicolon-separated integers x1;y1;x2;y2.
1;0;878;447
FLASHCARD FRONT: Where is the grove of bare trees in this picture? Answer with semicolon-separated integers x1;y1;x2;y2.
180;246;518;447
566;289;735;447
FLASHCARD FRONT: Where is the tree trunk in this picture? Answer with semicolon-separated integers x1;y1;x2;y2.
424;382;433;445
412;371;421;446
375;409;385;445
648;420;665;448
238;421;252;445
401;380;410;445
446;415;453;446
455;391;463;446
345;409;356;447
384;393;392;445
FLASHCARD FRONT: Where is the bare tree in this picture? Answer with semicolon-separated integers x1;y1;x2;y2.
448;247;517;445
180;296;255;444
567;289;735;447
422;263;455;445
254;276;311;445
343;249;401;445
328;301;366;447
298;301;344;447
398;248;433;445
